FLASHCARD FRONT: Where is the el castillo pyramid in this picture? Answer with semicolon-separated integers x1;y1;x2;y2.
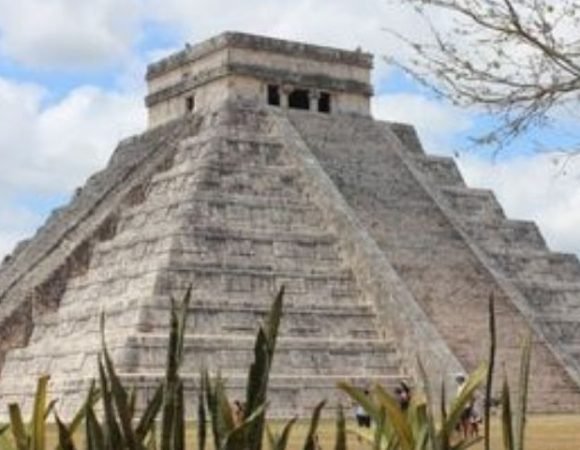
1;32;580;417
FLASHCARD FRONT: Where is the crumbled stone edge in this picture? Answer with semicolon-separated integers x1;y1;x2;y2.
0;117;194;338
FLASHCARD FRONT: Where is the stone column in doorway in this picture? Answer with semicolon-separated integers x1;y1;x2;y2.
281;84;293;109
309;89;320;112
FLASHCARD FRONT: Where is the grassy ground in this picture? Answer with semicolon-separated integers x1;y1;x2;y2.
10;415;579;449
186;415;579;449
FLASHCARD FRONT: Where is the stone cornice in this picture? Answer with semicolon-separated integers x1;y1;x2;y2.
146;31;373;80
145;63;373;107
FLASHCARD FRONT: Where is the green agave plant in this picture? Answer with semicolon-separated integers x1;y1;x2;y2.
487;296;532;450
338;362;486;450
1;288;534;450
339;293;533;450
0;375;98;450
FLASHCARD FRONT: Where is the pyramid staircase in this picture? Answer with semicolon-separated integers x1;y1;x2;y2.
396;127;580;410
288;112;580;412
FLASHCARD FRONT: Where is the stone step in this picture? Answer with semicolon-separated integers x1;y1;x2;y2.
145;173;306;205
439;186;505;223
149;161;304;194
407;154;465;188
123;334;400;376
159;287;362;309
138;301;378;339
122;191;319;217
201;107;277;136
489;250;580;284
158;264;358;298
4;334;400;381
461;219;547;252
145;129;291;170
516;281;580;314
115;201;328;236
0;373;411;419
33;295;373;332
93;227;337;261
148;164;293;194
536;316;580;346
30;296;145;342
63;235;359;292
388;122;425;155
208;139;289;168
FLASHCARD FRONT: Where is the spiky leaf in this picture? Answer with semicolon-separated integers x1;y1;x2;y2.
334;404;346;450
136;384;164;442
337;382;380;425
245;287;284;450
222;404;266;450
273;417;297;450
416;358;439;450
374;385;414;450
442;363;487;437
160;297;180;450
197;375;207;450
55;412;76;450
484;292;496;450
8;404;28;450
515;333;532;450
173;380;185;450
303;400;326;450
85;405;105;450
30;375;49;450
97;355;122;449
501;373;514;450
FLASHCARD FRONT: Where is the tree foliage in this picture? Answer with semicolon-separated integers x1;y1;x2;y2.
388;0;580;152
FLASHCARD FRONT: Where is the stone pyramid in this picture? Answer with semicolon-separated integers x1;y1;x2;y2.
1;32;580;417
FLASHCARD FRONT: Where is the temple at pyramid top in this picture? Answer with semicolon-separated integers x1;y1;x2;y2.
145;32;373;127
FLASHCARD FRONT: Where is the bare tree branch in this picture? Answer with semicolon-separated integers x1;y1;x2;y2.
387;0;580;152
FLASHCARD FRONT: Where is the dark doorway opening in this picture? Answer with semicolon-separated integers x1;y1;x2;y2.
318;92;331;113
267;85;280;106
185;95;195;112
288;89;310;110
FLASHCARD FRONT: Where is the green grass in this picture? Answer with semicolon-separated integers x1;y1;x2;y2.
273;416;580;450
25;416;579;450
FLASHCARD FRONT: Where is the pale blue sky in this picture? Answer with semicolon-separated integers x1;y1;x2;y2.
0;0;579;258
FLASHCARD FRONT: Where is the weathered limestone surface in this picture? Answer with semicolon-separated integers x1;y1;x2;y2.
288;112;580;412
394;124;580;405
0;106;411;418
1;32;580;417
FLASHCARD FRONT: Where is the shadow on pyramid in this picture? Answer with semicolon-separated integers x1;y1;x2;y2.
1;32;580;418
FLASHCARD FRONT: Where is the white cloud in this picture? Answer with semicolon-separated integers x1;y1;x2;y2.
458;154;580;256
0;79;145;194
0;0;578;263
0;205;43;261
143;0;429;80
0;76;145;258
0;0;143;68
372;93;472;153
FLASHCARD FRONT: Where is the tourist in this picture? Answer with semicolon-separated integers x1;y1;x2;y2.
355;389;371;428
455;373;480;438
232;400;245;427
395;380;411;411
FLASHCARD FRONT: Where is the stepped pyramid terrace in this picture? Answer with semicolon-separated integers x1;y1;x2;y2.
1;32;580;417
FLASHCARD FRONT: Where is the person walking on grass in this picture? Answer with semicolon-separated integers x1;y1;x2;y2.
455;373;481;438
355;389;371;428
